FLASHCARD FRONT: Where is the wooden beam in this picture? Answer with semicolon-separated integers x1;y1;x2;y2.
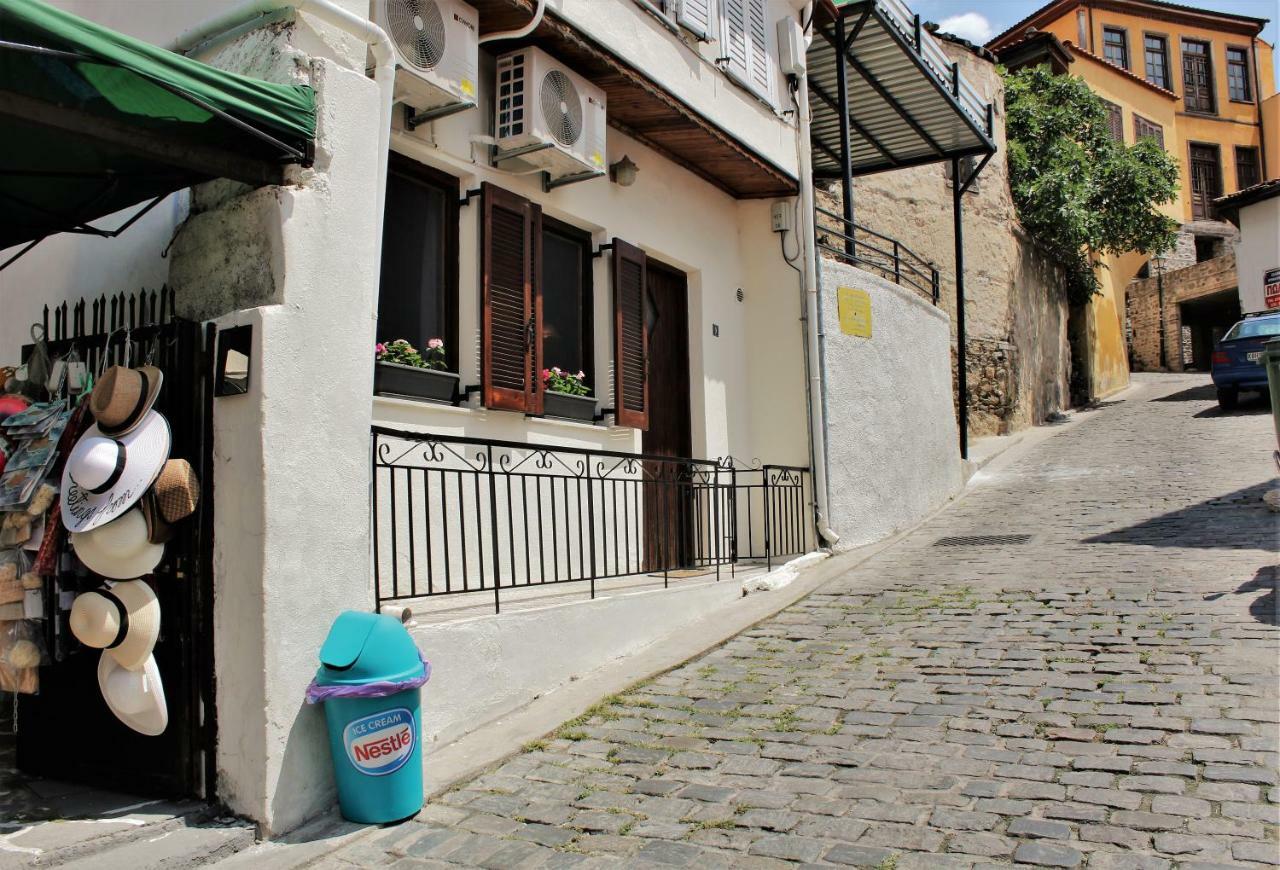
0;89;283;187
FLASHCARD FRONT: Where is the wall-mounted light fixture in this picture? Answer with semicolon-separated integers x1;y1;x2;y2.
609;155;639;187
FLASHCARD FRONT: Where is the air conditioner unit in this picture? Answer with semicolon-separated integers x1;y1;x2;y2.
373;0;478;125
494;47;607;181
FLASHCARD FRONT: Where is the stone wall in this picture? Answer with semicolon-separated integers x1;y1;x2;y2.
1126;252;1238;372
820;36;1071;437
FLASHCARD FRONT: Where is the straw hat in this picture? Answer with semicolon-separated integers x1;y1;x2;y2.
70;508;164;580
140;459;200;544
98;651;167;736
61;411;170;533
68;580;159;671
89;366;163;436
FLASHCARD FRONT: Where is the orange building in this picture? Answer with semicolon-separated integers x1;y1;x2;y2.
989;0;1276;398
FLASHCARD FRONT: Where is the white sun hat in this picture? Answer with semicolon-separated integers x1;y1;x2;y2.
61;410;171;533
70;508;164;581
68;580;160;671
97;651;167;736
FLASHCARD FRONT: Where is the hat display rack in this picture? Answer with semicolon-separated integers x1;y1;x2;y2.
1;286;204;737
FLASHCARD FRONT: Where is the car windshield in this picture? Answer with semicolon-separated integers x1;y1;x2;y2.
1224;318;1280;340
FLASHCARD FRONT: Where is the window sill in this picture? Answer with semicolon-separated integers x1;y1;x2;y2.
1228;98;1255;105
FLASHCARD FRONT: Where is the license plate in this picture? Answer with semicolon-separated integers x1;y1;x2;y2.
1247;351;1262;362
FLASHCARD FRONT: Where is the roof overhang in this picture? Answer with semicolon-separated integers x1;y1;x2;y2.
1214;178;1280;225
471;0;796;199
992;30;1075;76
0;0;315;258
987;0;1267;51
808;0;997;180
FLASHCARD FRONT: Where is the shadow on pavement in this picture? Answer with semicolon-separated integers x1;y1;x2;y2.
1205;565;1278;627
1084;482;1276;550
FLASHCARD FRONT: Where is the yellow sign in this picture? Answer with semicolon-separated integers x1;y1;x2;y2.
837;287;872;338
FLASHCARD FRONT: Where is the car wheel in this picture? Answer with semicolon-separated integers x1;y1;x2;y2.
1217;387;1238;411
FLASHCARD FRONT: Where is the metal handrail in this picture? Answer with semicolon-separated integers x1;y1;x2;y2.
370;428;814;613
814;205;940;304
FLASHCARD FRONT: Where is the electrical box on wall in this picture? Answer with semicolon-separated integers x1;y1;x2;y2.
771;201;794;233
777;17;806;76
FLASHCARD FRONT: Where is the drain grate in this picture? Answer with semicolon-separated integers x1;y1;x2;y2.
933;534;1033;547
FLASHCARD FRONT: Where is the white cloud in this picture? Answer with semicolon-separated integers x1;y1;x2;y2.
937;12;994;44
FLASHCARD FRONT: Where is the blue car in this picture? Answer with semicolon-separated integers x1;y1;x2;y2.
1211;311;1280;410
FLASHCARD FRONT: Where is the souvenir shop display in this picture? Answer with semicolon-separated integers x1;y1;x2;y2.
0;322;201;731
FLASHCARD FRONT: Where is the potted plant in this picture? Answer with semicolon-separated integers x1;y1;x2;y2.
541;367;595;422
374;339;459;403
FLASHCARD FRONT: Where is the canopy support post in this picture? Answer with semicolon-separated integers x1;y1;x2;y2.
952;156;968;460
834;15;855;255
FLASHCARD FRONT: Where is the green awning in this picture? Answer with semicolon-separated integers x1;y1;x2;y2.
0;0;316;256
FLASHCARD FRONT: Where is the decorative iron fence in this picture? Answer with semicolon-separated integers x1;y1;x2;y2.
371;428;814;613
815;205;940;304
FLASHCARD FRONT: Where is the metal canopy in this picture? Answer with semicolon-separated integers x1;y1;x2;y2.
808;0;996;179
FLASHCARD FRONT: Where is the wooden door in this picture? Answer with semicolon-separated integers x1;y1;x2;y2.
1181;42;1214;113
641;261;693;571
1189;145;1221;221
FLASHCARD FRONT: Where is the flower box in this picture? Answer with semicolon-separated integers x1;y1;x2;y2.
542;392;596;422
374;362;460;404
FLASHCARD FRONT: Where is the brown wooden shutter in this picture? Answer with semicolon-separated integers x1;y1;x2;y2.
481;183;542;413
612;239;648;430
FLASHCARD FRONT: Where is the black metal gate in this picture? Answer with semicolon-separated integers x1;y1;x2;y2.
16;289;216;800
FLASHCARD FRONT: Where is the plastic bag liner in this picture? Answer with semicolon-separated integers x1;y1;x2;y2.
305;651;431;704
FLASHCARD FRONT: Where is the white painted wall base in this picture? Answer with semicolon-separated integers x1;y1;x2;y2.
819;259;964;549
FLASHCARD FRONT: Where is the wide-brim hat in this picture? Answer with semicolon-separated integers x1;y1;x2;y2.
90;366;163;437
140;459;199;544
70;508;164;581
98;651;167;736
69;579;160;670
61;411;170;533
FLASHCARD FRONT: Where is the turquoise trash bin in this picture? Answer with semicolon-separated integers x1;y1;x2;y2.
306;611;431;824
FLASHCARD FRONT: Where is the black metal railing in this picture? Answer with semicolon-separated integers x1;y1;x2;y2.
816;205;940;304
371;428;814;614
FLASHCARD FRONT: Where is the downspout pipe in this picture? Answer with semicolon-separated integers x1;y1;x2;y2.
168;0;396;245
795;6;839;548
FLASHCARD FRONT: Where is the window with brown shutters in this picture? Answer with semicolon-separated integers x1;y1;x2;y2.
1102;100;1123;143
612;239;649;430
1133;115;1164;149
481;182;543;413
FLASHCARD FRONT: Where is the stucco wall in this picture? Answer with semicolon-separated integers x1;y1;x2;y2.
1235;197;1280;315
819;260;962;549
820;38;1071;434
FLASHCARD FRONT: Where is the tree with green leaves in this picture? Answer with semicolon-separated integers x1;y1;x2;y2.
1002;65;1180;305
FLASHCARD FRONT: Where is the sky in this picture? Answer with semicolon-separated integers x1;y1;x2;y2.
912;0;1279;79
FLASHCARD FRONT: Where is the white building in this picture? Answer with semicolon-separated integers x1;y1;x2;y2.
1216;179;1280;314
1;0;995;836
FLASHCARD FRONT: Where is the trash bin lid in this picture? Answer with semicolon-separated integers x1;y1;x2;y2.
316;611;423;686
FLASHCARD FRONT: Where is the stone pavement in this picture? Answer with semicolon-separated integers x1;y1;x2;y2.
325;373;1279;869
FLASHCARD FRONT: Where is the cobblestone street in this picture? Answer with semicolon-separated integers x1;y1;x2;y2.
331;373;1279;869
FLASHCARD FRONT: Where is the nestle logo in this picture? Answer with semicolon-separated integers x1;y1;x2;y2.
454;12;475;32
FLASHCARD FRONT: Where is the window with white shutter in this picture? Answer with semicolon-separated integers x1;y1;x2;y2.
677;0;716;41
719;0;774;104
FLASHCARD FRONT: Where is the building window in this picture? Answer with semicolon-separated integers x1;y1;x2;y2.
1133;115;1165;148
1102;27;1129;69
1143;35;1170;90
541;218;594;389
1194;235;1218;262
377;156;459;370
1189;143;1221;221
1235;146;1261;190
720;0;774;105
1102;100;1124;143
1226;47;1252;102
1181;39;1215;114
